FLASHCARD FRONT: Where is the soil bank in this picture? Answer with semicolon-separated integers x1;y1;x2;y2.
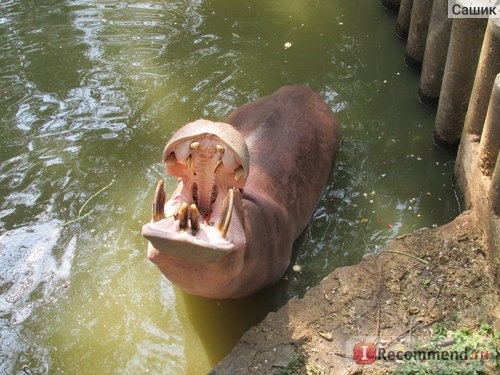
211;210;499;374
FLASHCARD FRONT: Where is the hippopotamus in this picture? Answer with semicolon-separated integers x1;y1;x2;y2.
142;85;340;299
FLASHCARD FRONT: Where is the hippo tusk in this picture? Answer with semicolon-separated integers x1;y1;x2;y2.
178;202;189;230
217;188;234;238
164;152;176;167
213;158;223;174
234;166;245;181
152;180;166;222
189;204;201;234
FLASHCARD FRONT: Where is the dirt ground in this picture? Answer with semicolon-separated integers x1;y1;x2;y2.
211;210;499;374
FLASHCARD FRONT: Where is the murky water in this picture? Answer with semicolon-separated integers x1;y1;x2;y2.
0;0;459;373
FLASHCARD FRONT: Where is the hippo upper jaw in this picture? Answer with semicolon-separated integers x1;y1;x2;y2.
141;120;249;264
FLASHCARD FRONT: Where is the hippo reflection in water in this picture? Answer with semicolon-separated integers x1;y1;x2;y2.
142;86;340;299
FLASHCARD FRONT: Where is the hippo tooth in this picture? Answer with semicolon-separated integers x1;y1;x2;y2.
152;180;166;222
213;159;223;174
189;204;201;234
217;188;234;238
190;141;200;150
234;166;245;181
164;152;176;167
178;202;189;230
186;155;192;168
216;144;225;153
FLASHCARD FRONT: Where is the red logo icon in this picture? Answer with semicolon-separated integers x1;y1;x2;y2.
353;342;377;364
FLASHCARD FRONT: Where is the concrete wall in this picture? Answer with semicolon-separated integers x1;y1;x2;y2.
384;1;500;285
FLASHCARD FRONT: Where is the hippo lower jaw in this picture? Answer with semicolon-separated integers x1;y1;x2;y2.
142;181;241;262
142;120;249;263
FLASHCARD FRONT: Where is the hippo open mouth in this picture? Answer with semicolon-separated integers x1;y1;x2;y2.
142;120;249;263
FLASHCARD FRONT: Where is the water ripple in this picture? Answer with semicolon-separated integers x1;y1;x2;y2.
0;218;75;374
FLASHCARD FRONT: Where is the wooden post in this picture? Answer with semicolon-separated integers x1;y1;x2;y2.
404;0;432;71
396;0;413;40
490;152;500;216
433;18;487;149
418;0;452;108
478;74;500;177
463;18;500;137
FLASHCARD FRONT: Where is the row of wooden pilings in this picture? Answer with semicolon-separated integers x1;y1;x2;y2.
381;0;499;281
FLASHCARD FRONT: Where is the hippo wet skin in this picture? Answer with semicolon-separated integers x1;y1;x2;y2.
142;86;340;299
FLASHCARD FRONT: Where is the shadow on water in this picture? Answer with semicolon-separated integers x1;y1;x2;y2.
180;279;290;367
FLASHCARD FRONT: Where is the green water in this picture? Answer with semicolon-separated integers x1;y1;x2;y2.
0;0;459;373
